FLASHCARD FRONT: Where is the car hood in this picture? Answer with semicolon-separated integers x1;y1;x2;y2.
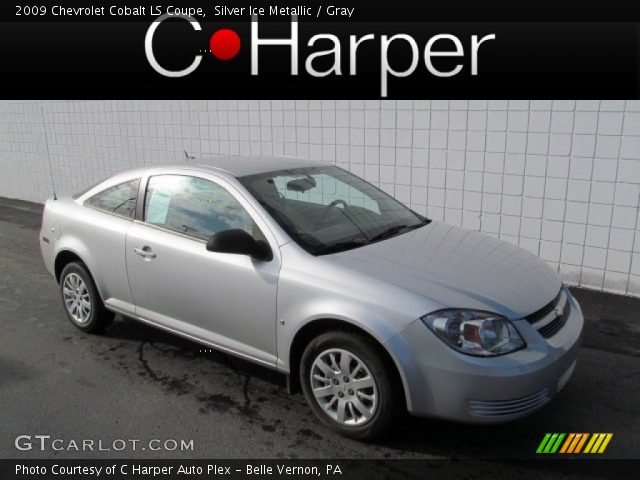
323;221;561;319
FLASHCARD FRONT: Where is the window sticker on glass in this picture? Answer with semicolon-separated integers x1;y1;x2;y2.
146;188;171;225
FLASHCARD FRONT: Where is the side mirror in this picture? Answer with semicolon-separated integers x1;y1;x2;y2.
206;229;272;261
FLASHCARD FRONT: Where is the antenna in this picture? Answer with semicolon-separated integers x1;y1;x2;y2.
184;150;195;160
40;106;57;200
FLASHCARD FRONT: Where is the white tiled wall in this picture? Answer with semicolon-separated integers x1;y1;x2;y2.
1;100;639;296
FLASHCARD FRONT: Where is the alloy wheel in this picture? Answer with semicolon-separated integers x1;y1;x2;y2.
62;272;92;324
310;348;378;425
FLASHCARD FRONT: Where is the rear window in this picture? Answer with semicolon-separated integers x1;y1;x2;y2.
85;179;140;218
72;179;106;199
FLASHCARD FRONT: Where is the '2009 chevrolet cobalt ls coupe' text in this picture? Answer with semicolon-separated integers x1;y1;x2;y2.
40;156;583;439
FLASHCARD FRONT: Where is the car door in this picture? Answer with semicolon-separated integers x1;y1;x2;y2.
125;173;280;366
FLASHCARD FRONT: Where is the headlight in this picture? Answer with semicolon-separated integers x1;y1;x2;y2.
421;309;525;357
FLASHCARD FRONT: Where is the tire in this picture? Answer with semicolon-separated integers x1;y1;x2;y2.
59;262;114;333
300;330;398;440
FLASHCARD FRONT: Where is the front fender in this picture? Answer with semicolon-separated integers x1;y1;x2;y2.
275;245;440;413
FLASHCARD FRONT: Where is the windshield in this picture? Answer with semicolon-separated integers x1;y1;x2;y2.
239;165;429;255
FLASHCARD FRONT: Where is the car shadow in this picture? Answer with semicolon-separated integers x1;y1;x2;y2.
104;314;286;388
98;316;620;459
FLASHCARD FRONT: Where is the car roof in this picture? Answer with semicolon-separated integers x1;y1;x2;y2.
179;155;323;177
75;156;327;202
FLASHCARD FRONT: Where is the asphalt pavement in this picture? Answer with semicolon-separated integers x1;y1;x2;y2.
0;197;638;466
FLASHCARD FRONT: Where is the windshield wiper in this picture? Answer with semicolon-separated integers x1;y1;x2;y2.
315;240;369;256
368;222;423;243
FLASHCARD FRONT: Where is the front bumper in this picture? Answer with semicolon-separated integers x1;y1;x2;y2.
385;292;583;423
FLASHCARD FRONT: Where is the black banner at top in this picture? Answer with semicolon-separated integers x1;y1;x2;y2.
3;1;640;22
1;1;639;99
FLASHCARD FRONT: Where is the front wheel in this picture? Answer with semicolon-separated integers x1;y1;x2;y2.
300;331;398;440
60;262;114;332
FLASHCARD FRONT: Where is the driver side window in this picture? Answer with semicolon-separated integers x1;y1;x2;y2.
143;175;258;241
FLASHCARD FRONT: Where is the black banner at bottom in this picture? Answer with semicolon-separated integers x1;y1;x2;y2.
2;459;638;480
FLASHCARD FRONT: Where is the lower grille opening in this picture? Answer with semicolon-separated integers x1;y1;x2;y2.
468;389;550;417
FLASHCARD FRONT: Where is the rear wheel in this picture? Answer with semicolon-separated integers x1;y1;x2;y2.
60;262;114;332
300;330;398;440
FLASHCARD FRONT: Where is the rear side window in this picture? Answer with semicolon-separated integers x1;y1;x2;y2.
85;179;140;218
143;175;256;241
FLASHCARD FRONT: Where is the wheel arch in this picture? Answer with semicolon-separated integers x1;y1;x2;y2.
54;249;105;302
287;317;409;412
54;249;85;283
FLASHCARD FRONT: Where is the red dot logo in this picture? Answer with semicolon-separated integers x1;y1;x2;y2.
209;29;241;60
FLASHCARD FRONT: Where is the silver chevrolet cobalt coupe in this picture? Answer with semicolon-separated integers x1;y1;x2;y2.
40;156;583;439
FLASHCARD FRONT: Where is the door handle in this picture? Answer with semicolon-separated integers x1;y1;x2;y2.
133;246;156;259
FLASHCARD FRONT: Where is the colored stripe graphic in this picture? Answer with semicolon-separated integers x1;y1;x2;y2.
536;433;565;453
573;433;589;453
543;433;559;453
583;433;599;453
592;433;606;453
537;433;613;454
550;433;565;453
584;433;614;454
567;433;583;453
536;433;552;453
597;433;613;453
559;433;574;453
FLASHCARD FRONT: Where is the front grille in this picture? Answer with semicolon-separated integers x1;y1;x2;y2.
525;288;571;339
525;290;562;323
538;301;570;338
468;388;550;417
